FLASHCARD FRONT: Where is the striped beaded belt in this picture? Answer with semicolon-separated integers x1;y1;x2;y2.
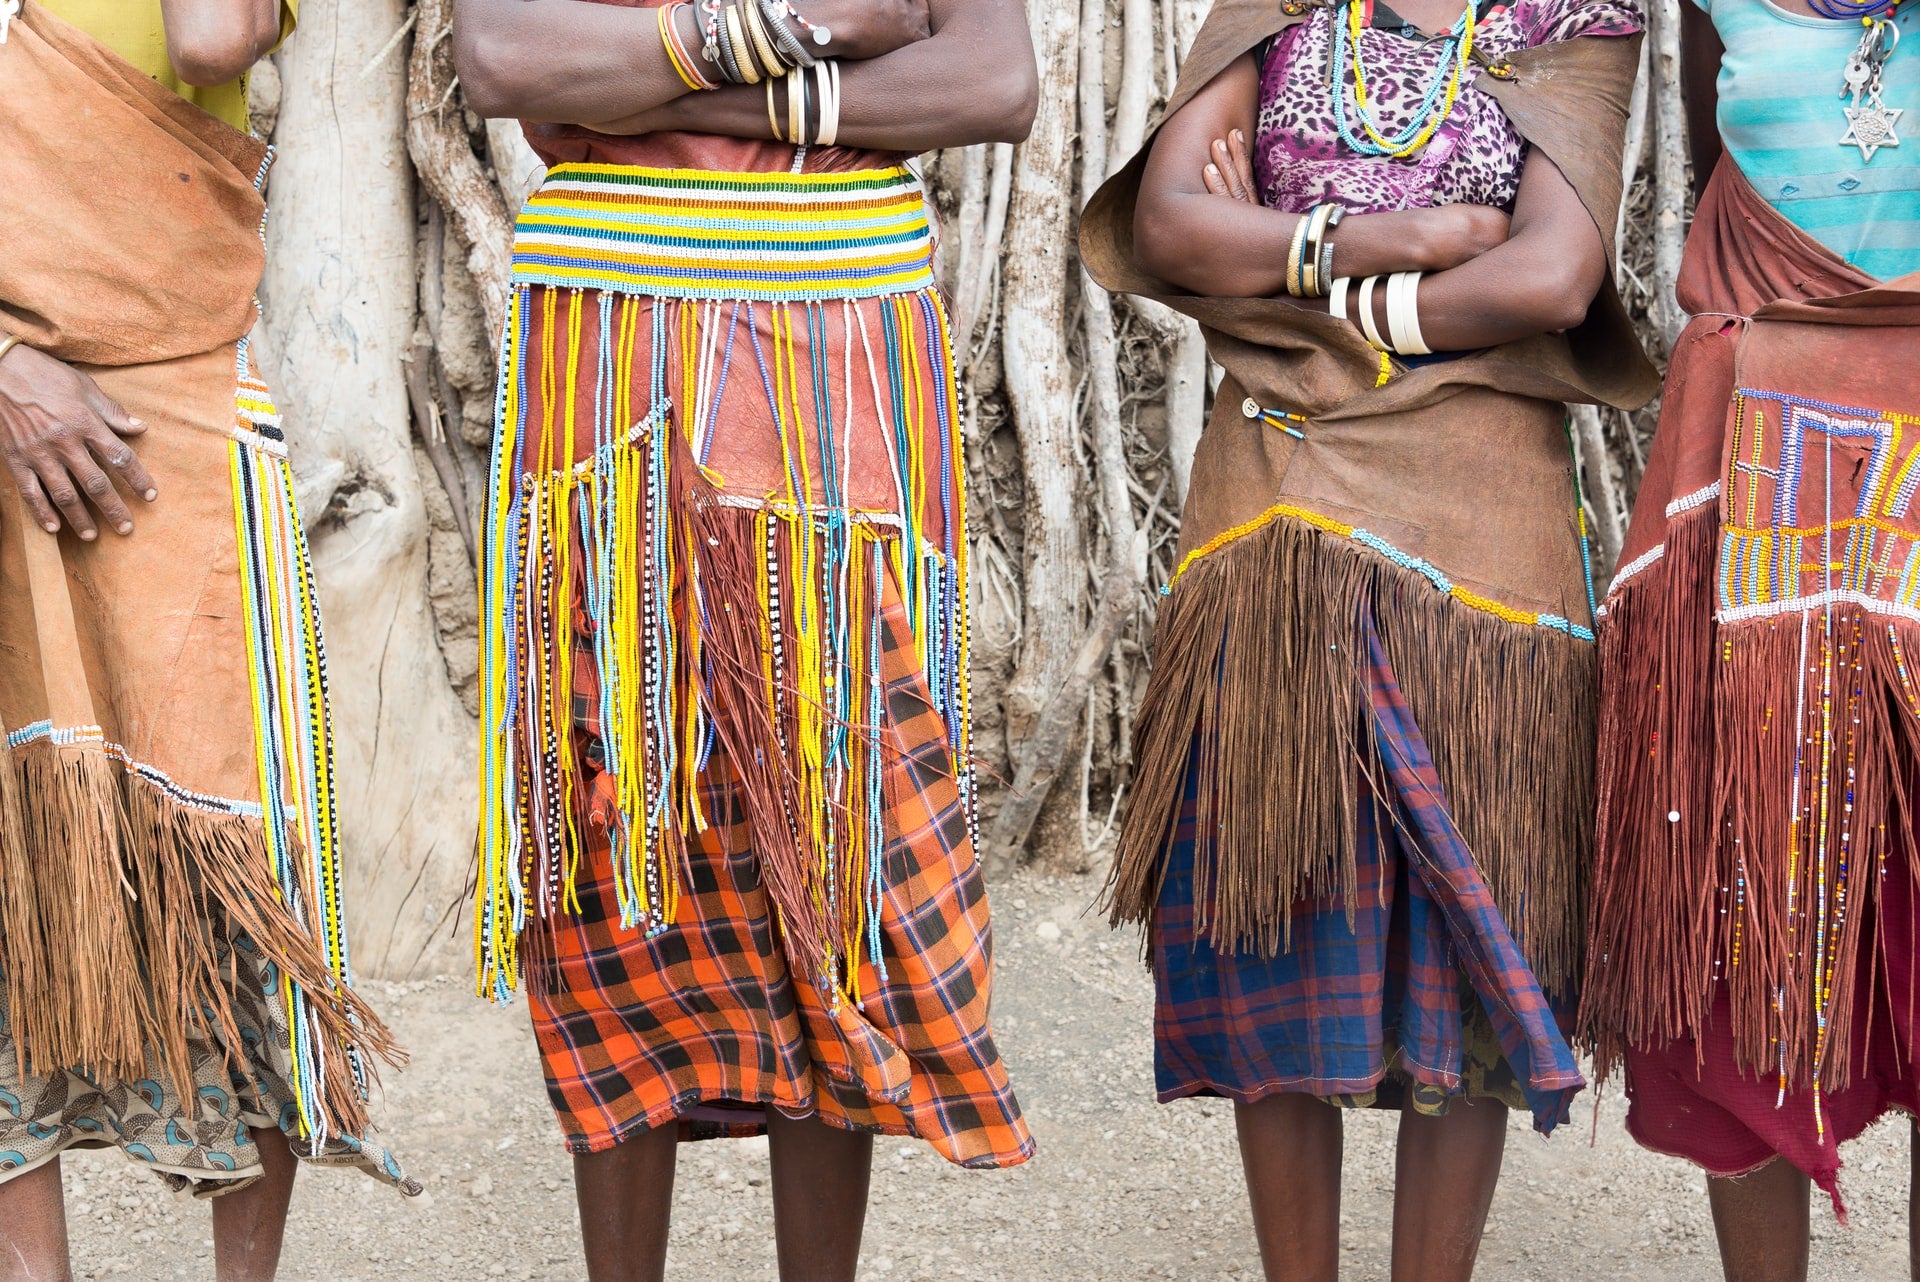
511;162;936;303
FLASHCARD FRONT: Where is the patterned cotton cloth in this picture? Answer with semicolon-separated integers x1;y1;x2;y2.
1252;0;1642;215
0;938;417;1198
1152;613;1584;1133
529;582;1032;1169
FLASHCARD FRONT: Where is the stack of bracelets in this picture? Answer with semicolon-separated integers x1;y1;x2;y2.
1284;203;1346;299
658;0;845;147
1330;271;1432;357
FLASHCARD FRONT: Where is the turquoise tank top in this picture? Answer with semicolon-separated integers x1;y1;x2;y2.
1698;0;1920;279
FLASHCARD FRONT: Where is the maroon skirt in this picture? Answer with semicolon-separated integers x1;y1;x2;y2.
1623;843;1920;1219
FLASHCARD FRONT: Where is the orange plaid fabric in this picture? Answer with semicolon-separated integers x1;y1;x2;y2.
527;573;1032;1169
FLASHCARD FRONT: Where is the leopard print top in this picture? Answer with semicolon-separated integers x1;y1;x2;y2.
1253;0;1641;217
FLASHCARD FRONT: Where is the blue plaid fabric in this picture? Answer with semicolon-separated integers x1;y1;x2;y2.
1152;613;1585;1133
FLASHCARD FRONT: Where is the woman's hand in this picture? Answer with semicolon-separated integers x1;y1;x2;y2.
792;0;931;60
0;345;157;540
1198;129;1510;273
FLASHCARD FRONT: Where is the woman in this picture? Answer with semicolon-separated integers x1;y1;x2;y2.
450;2;1037;1278
0;3;415;1280
1580;2;1920;1278
1081;0;1655;1277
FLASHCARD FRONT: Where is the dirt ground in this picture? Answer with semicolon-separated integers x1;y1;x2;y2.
52;866;1914;1281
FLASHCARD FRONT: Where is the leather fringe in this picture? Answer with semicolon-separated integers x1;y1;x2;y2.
1108;513;1597;995
0;743;402;1137
1582;502;1920;1091
1581;503;1720;1074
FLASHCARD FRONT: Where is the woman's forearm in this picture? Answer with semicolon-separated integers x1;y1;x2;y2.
1354;154;1606;352
1135;191;1506;298
453;0;699;123
159;0;281;86
603;0;1036;149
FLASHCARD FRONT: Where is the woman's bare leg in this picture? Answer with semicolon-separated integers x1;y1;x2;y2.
1235;1095;1343;1282
1707;1158;1811;1282
210;1128;298;1282
0;1157;70;1282
766;1109;873;1282
1909;1119;1918;1282
1389;1098;1508;1282
572;1122;679;1282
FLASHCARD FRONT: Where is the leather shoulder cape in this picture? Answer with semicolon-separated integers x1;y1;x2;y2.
1094;1;1657;1002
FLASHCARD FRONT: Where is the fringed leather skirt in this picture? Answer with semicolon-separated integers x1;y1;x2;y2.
475;163;1030;1166
1150;610;1584;1133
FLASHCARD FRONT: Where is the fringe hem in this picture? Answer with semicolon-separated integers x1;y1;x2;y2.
1583;501;1920;1093
1108;511;1597;995
0;743;399;1140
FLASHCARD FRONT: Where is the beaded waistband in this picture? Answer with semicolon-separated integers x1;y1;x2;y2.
511;163;936;303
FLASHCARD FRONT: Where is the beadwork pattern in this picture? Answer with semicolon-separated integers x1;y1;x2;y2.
511;164;937;303
478;167;972;1008
1718;387;1920;624
1163;499;1597;641
225;340;363;1144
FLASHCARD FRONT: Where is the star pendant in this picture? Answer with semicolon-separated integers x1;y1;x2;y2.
1842;99;1904;163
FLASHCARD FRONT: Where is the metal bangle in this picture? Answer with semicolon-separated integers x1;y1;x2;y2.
714;7;746;83
744;0;789;79
1285;216;1310;298
725;6;761;83
760;0;818;68
0;334;25;367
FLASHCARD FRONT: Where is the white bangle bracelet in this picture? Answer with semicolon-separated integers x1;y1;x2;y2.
815;60;840;147
1329;277;1351;322
1400;271;1431;355
1386;272;1431;357
1357;275;1391;353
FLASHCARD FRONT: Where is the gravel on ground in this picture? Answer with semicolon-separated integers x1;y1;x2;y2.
51;867;1913;1280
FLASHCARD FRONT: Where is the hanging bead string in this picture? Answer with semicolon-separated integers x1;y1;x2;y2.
1331;0;1476;160
475;277;971;1007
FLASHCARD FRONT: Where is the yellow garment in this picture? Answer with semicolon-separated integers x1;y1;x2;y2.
37;0;296;131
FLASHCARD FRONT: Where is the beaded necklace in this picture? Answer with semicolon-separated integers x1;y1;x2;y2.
1329;0;1477;160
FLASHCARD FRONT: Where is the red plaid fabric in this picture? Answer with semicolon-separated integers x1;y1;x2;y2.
527;575;1032;1169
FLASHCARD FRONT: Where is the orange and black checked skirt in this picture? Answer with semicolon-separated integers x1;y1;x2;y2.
527;583;1033;1169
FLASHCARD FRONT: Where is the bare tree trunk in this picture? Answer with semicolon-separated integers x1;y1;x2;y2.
1647;0;1689;350
996;0;1085;870
407;0;514;333
1572;403;1626;569
263;0;476;979
991;0;1148;862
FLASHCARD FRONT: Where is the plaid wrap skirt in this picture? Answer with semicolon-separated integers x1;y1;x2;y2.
527;576;1032;1169
1152;613;1585;1133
